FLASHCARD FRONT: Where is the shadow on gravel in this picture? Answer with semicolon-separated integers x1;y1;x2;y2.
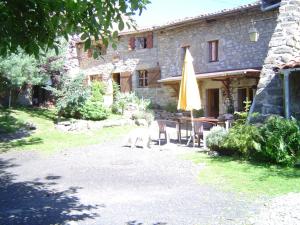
126;221;167;225
0;158;100;225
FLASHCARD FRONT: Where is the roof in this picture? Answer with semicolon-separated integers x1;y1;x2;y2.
277;57;300;70
120;1;261;35
158;68;261;83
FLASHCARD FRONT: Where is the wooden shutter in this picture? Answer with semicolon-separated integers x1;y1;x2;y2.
128;37;135;50
120;72;132;93
146;32;153;48
147;68;161;88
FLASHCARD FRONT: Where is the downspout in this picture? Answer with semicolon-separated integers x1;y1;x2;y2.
283;70;291;119
261;2;281;12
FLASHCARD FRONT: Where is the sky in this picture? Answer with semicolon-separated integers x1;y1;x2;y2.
133;0;257;27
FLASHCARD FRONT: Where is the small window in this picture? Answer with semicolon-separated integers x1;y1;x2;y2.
138;70;148;87
208;40;219;62
136;37;147;49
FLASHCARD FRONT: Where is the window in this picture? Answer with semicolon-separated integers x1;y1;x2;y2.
135;37;147;49
128;32;153;50
138;70;148;87
237;88;254;112
208;40;219;62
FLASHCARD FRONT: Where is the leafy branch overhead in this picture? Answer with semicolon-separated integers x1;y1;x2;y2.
0;0;150;57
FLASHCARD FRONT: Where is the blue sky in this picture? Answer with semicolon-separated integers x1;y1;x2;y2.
133;0;256;27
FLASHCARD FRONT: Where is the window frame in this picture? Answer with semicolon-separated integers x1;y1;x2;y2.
138;70;148;87
208;40;219;62
135;37;147;49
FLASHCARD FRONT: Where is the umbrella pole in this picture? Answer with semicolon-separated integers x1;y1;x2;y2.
186;110;195;147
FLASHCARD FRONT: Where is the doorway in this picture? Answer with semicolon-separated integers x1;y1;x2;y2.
112;73;121;86
207;88;219;118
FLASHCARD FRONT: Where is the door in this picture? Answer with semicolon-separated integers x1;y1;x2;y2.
120;72;132;93
207;88;219;118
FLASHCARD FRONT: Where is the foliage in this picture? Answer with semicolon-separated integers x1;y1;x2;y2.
0;49;47;88
90;81;106;102
79;81;110;120
194;109;204;118
259;116;300;166
0;107;133;153
223;123;261;157
206;126;228;152
164;102;177;113
80;100;110;121
132;110;154;125
112;92;139;114
0;0;150;57
188;153;300;196
46;74;90;118
112;81;120;102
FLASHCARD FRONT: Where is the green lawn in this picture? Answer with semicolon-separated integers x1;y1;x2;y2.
0;107;131;153
187;153;300;197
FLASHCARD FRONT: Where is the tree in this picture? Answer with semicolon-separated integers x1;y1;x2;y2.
0;49;48;107
0;0;150;57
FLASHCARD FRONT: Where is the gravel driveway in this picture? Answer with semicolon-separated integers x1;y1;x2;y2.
0;140;262;225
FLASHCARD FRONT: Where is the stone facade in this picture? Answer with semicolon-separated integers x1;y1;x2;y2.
76;2;285;116
253;0;300;115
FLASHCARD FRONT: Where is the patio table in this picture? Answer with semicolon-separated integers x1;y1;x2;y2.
176;117;219;144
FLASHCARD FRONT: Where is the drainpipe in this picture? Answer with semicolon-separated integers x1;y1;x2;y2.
283;70;291;119
261;2;281;12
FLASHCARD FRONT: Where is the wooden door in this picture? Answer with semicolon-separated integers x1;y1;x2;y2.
120;72;132;93
207;89;219;118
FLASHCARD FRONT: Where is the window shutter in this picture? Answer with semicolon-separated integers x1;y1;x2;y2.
147;68;161;88
120;72;132;92
128;37;136;50
146;32;153;48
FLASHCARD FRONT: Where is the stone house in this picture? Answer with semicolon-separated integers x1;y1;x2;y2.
75;0;299;118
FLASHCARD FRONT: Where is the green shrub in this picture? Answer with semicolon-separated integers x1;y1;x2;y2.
194;109;204;118
206;126;228;152
90;81;106;102
259;116;300;166
224;124;261;157
132;110;154;125
46;74;90;118
112;81;120;102
164;102;177;113
80;100;110;120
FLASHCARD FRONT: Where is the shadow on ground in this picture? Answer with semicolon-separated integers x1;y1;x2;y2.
0;158;100;225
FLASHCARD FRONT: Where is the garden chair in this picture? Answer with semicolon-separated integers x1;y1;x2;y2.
157;120;170;146
194;121;216;147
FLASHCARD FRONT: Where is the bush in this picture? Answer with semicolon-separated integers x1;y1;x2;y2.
90;81;106;102
132;110;154;125
80;100;110;120
206;126;228;152
258;116;300;166
46;74;90;118
164;102;177;113
223;124;261;158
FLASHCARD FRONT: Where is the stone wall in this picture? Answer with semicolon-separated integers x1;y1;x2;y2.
253;0;300;115
157;9;277;78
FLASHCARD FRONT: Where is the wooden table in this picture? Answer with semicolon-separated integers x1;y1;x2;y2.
176;117;220;144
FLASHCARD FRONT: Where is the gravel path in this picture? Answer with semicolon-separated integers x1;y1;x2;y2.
0;140;262;225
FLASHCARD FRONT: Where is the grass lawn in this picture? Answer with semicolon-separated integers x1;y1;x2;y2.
187;153;300;197
0;107;132;153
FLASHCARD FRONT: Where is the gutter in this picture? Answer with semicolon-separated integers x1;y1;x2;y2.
261;2;281;12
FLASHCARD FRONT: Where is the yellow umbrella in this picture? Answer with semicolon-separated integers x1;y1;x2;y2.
177;48;201;146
